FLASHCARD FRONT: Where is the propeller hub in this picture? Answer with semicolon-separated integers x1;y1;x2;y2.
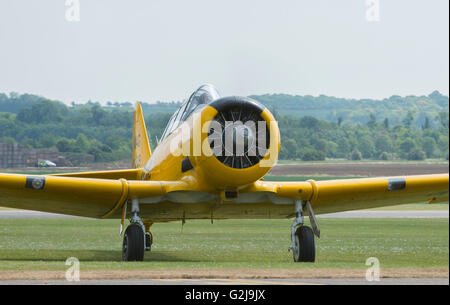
207;96;271;169
223;123;255;156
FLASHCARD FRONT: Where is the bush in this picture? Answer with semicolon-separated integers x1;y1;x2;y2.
407;148;426;161
56;139;74;152
349;149;362;160
379;152;393;161
301;150;326;161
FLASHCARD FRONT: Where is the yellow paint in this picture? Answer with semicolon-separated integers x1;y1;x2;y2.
132;102;151;169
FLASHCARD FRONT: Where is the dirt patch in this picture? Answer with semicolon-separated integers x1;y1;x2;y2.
270;162;449;177
0;268;448;280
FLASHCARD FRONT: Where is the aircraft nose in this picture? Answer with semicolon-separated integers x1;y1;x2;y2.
207;96;271;169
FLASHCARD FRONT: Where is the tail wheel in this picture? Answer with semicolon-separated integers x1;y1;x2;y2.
293;226;315;262
145;232;153;252
122;224;145;261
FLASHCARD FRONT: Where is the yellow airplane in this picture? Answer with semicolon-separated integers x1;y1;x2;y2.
0;84;448;262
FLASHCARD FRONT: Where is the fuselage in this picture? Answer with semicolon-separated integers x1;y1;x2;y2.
130;85;284;221
143;87;280;194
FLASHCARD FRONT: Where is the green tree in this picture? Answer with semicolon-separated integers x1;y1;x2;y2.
399;138;416;154
349;149;362;160
105;135;123;150
367;113;377;129
38;135;56;148
56;139;74;152
379;152;393;161
16;100;68;123
301;150;326;161
437;135;449;153
402;110;416;128
357;136;375;158
408;148;426;161
436;112;449;129
336;138;351;157
421;137;436;158
374;134;392;154
422;116;431;130
74;133;90;153
383;118;390;129
283;139;299;159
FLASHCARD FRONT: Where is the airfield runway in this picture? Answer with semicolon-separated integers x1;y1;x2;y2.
0;210;448;219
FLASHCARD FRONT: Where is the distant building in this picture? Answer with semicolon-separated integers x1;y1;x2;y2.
0;143;70;168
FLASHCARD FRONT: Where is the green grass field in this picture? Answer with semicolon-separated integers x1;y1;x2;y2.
0;218;447;272
0;172;448;277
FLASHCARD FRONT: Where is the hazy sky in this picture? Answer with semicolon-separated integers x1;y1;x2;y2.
0;0;448;104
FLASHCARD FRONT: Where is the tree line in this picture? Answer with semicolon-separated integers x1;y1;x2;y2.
0;93;448;165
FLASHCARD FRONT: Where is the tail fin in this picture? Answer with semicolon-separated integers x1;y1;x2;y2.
132;102;152;168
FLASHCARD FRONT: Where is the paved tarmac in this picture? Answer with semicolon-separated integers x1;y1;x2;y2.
0;210;448;219
0;278;447;285
318;210;449;218
0;210;78;218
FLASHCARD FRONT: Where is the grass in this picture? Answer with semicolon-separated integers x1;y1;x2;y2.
0;218;447;272
0;170;448;276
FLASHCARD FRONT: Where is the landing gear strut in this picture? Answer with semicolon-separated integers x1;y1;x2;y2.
122;199;152;261
290;200;320;262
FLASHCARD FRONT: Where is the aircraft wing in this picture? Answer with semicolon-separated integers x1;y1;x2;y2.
0;173;184;218
1;172;448;219
249;174;449;214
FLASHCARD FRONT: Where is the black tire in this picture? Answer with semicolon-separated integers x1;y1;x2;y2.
122;224;145;261
293;226;315;262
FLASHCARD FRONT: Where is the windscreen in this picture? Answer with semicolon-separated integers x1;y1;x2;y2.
160;84;221;140
181;84;221;121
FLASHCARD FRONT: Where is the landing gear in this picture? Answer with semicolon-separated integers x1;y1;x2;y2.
293;226;315;262
122;199;152;261
144;222;153;252
122;225;153;261
122;223;145;261
290;200;320;262
145;233;152;252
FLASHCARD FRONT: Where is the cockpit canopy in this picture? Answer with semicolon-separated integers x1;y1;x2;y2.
161;84;221;140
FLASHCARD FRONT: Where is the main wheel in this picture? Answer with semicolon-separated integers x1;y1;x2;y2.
293;226;315;262
122;224;145;261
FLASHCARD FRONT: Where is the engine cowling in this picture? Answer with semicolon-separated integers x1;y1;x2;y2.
193;96;280;189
